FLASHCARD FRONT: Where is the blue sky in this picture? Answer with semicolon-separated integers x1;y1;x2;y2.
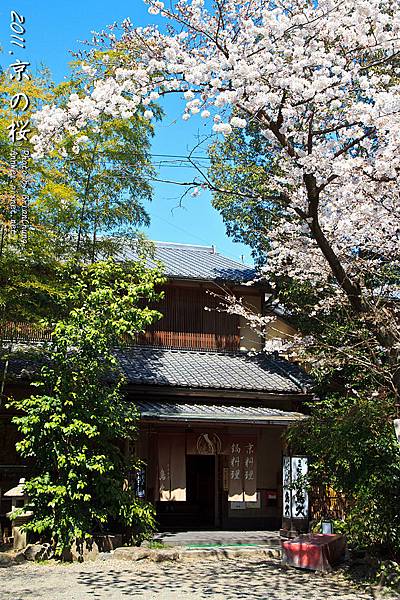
0;0;253;264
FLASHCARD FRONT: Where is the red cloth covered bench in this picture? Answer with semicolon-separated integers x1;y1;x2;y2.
281;533;346;572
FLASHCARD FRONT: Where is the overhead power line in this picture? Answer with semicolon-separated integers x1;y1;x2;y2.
150;212;250;265
150;153;211;160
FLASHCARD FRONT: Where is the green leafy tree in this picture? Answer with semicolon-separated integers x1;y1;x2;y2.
0;64;53;254
1;52;159;261
9;259;165;554
0;66;67;348
209;121;280;266
287;394;400;558
35;55;160;262
0;53;160;337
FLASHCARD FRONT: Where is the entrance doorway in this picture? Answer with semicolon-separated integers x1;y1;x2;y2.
157;454;216;530
186;455;215;528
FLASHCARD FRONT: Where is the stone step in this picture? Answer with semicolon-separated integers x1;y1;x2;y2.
112;545;281;563
182;546;282;561
153;530;281;548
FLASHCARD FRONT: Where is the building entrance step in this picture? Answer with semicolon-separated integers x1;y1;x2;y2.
153;530;281;548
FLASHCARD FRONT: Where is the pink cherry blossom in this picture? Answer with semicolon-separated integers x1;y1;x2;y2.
31;0;400;324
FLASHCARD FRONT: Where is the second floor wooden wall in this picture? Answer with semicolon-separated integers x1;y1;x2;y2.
139;285;241;350
0;283;243;352
1;282;291;353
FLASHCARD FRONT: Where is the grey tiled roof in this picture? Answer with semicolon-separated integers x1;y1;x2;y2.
118;241;255;283
2;345;312;395
117;346;312;394
137;399;305;424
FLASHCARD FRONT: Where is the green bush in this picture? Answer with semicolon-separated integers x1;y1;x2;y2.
9;259;165;556
287;394;400;558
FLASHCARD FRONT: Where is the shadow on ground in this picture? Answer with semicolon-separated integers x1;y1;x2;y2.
75;560;373;600
0;558;378;599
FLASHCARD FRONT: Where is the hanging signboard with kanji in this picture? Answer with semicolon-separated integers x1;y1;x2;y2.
283;456;292;519
228;436;257;502
282;456;309;519
158;434;186;502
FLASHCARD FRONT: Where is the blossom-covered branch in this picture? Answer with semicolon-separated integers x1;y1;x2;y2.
31;0;400;308
30;0;399;376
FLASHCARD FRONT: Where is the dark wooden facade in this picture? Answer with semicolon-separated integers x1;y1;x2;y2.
1;283;243;352
139;285;240;350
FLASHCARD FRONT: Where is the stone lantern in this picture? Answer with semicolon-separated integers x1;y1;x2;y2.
4;478;33;550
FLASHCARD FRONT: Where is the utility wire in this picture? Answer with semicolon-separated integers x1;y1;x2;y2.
149;212;250;265
150;153;211;160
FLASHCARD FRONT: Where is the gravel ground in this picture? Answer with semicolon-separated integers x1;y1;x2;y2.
0;557;392;600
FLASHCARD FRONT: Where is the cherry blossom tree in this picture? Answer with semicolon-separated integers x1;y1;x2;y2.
30;0;400;388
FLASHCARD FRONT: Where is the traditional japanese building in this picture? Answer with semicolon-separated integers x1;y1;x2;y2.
118;242;311;530
0;242;312;533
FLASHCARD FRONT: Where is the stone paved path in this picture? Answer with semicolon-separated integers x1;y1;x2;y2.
0;557;390;600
